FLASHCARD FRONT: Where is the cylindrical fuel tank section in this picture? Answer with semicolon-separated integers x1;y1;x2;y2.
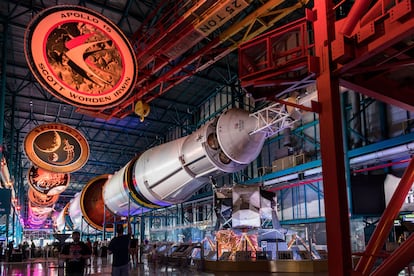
58;108;266;232
58;174;121;233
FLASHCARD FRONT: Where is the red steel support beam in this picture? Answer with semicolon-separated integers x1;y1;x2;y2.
371;226;414;276
313;1;353;275
340;0;372;36
355;157;414;275
340;78;414;113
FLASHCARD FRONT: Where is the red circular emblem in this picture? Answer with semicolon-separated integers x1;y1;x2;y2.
24;5;138;110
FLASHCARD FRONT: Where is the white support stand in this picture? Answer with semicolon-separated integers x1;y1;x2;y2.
249;103;296;137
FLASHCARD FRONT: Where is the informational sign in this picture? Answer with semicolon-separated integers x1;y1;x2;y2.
0;189;12;215
24;123;89;173
195;0;249;36
24;5;138;110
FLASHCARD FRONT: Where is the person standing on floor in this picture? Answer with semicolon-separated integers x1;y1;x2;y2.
7;241;14;261
139;239;149;263
86;238;92;253
60;231;91;276
129;235;138;266
108;222;131;276
30;240;35;258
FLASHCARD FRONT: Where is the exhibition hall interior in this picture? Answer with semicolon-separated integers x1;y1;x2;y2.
1;0;414;275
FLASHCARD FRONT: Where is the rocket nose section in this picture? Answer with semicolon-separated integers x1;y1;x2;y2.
216;108;266;165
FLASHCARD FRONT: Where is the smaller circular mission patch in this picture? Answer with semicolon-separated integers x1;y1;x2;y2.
24;123;89;173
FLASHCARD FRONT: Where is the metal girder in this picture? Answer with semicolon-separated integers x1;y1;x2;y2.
314;1;353;275
326;1;414;274
104;0;309;118
371;225;414;275
249;103;296;137
340;78;414;112
356;158;414;275
238;10;317;100
333;0;414;112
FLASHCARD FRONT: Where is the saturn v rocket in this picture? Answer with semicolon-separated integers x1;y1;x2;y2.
55;108;267;233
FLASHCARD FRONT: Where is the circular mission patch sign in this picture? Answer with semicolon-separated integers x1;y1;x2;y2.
24;5;138;110
28;165;70;196
24;123;90;173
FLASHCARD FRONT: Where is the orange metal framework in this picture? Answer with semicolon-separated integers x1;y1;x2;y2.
239;0;414;275
339;1;414;274
333;0;414;112
238;13;318;99
313;2;352;275
77;0;309;119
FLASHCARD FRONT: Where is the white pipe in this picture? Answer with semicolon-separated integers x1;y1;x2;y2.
264;141;414;187
349;142;414;165
304;166;322;176
263;165;323;186
263;173;300;186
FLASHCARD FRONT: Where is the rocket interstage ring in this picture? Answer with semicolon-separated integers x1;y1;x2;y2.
103;158;153;217
79;174;120;231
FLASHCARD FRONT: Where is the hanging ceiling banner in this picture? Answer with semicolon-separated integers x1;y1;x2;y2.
28;166;70;195
24;123;89;173
0;189;11;215
28;187;59;207
24;5;138;110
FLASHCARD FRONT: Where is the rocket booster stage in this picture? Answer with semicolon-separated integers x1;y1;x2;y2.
58;108;267;231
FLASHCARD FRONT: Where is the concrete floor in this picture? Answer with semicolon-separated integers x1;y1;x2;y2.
0;256;331;276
